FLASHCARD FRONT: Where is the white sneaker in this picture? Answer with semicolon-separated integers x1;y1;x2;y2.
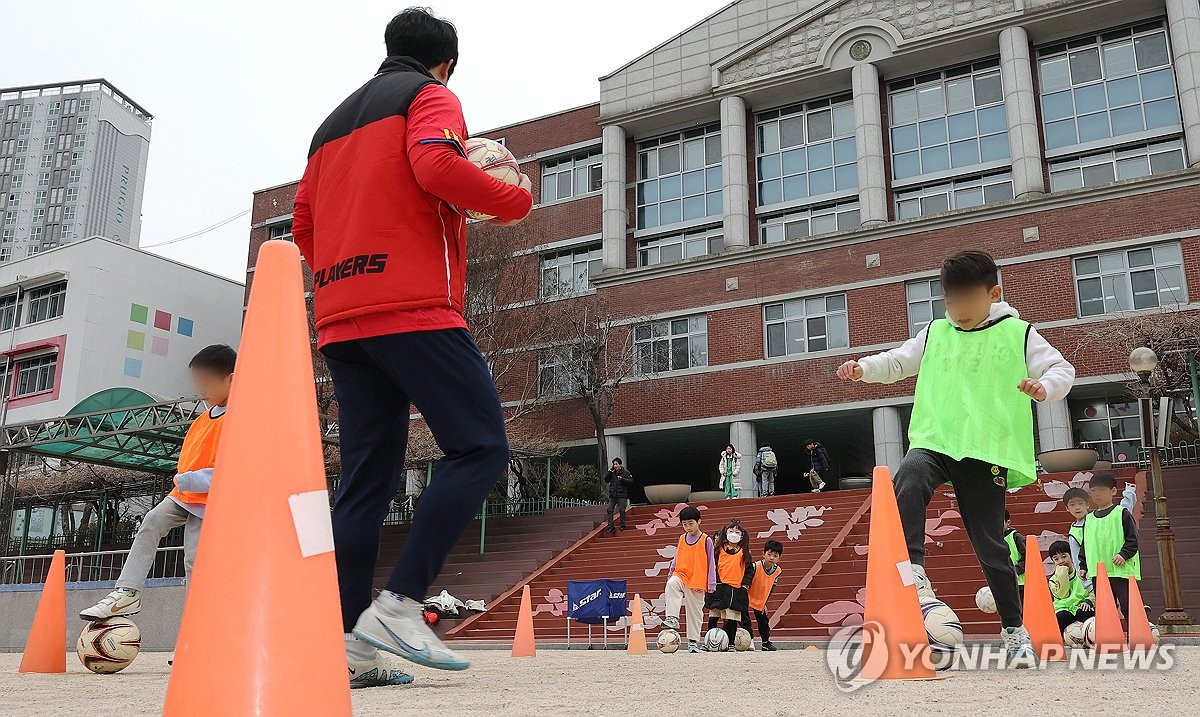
1002;626;1037;669
79;588;141;621
662;616;680;631
911;565;936;600
353;593;470;671
348;654;415;689
817;481;826;491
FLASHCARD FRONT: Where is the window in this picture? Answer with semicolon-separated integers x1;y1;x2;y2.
29;226;42;243
26;281;66;323
635;315;708;374
540;243;602;298
14;354;56;396
63;205;75;221
32;208;44;223
0;156;9;172
540;149;602;203
18;121;29;137
756;94;857;208
48;102;61;116
61;224;72;240
0;293;16;330
759;200;860;243
39;154;51;169
55;152;67;169
64;99;77;115
638;227;723;266
70;152;82;167
66;187;77;203
1049;137;1185;190
1074;242;1186;316
42;136;54;151
21;105;32;119
37;172;48;187
4;105;17;121
636;125;722;230
1071;397;1142;462
1038;20;1181;154
46;119;58;134
68;169;79;184
1;140;12;154
6;193;18;208
27;244;41;257
49;187;63;204
13;157;24;171
74;134;86;149
896;171;1014;219
58;135;72;151
0;246;9;263
3;211;13;226
77;117;88;132
537;349;580;397
15;139;27;153
79;99;91;113
906;279;945;336
890;59;1008;183
764;293;849;357
47;206;61;223
268;223;293;242
11;174;21;189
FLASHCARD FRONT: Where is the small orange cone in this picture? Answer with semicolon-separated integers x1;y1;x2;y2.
627;594;648;655
18;549;66;674
512;584;536;657
1126;578;1156;650
1092;562;1128;654
804;645;819;651
163;241;350;716
1021;536;1065;661
861;466;939;681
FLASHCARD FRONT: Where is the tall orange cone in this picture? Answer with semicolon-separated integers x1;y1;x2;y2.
512;584;536;657
18;549;66;674
163;241;350;716
1126;578;1156;650
860;466;939;681
627;594;648;655
1092;562;1128;654
1021;536;1065;661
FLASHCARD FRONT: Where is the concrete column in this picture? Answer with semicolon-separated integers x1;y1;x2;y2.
604;434;627;468
999;26;1046;198
1167;0;1200;166
1036;399;1073;452
872;406;905;473
851;62;888;226
729;421;757;459
720;95;751;250
601;125;628;269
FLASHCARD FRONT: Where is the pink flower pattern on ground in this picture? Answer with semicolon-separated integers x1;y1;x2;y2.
813;587;868;635
756;506;830;540
635;502;708;536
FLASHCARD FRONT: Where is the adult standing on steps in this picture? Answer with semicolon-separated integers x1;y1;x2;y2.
718;444;742;499
604;458;634;535
292;7;533;683
805;439;830;493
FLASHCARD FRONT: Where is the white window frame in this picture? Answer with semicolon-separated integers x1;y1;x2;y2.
634;315;709;374
758;200;860;244
540;148;602;205
1049;137;1185;191
764;293;849;358
635;124;722;231
755;94;857;209
540;243;602;299
895;171;1014;219
0;292;15;331
26;281;67;324
637;226;723;267
536;349;580;398
14;353;56;396
1073;241;1186;317
906;279;945;337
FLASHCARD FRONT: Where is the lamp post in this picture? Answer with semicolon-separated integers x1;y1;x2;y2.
1129;347;1192;628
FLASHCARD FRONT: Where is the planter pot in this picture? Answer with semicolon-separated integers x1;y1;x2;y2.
687;490;728;503
1038;448;1099;473
643;483;692;505
1092;460;1113;472
840;476;872;490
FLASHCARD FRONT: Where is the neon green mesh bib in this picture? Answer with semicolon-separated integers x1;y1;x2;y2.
1083;506;1141;580
908;316;1037;488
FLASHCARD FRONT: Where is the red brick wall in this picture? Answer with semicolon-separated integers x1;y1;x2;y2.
474;104;599;162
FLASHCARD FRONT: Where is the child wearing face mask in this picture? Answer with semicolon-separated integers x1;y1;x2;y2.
704;519;753;650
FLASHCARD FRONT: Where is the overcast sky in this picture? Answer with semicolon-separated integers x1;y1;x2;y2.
0;0;730;281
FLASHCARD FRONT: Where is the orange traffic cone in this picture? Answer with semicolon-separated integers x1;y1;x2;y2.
1092;562;1128;654
1021;536;1065;661
18;549;66;674
1126;578;1156;650
163;241;350;716
860;466;940;681
627;594;648;655
512;584;536;658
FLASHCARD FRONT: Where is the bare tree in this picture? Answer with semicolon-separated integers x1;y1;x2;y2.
1071;309;1200;441
548;294;650;471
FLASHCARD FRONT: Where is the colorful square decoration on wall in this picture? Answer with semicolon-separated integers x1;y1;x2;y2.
130;304;148;324
127;330;145;351
123;357;143;379
152;336;169;357
154;310;172;331
177;317;194;337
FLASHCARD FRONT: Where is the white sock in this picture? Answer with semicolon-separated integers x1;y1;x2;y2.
377;590;420;618
344;633;376;661
116;587;138;596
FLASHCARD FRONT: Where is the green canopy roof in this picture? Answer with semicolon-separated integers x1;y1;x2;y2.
2;388;204;473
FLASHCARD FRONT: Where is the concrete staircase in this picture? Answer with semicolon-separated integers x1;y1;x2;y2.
449;470;1151;643
1136;465;1200;620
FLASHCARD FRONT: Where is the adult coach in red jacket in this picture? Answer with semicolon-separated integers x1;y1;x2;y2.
292;8;532;683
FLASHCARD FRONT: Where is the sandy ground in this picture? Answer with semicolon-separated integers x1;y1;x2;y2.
1;647;1197;716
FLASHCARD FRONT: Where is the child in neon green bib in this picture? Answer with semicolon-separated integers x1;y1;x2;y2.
1080;472;1141;624
1048;539;1095;637
837;250;1075;668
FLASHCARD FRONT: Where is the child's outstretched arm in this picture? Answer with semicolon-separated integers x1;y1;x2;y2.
1120;484;1137;511
837;327;929;385
1020;328;1076;402
175;468;214;494
706;537;717;593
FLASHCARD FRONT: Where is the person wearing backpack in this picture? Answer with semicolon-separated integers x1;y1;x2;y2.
754;446;779;497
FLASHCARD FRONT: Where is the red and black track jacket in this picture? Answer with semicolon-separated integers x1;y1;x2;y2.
292;56;532;346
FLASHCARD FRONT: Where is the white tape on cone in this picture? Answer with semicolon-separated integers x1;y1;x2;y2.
896;559;916;587
288;490;335;558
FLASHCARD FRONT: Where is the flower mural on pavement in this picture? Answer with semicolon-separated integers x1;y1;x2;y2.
635;503;708;536
645;544;677;578
532;588;567;617
757;505;830;540
813;587;868;635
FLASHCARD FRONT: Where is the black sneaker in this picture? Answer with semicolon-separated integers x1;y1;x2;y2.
605;528;616;535
762;642;778;652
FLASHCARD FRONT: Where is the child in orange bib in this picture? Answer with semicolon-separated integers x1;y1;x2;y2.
743;540;784;651
661;506;715;653
704;519;753;650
